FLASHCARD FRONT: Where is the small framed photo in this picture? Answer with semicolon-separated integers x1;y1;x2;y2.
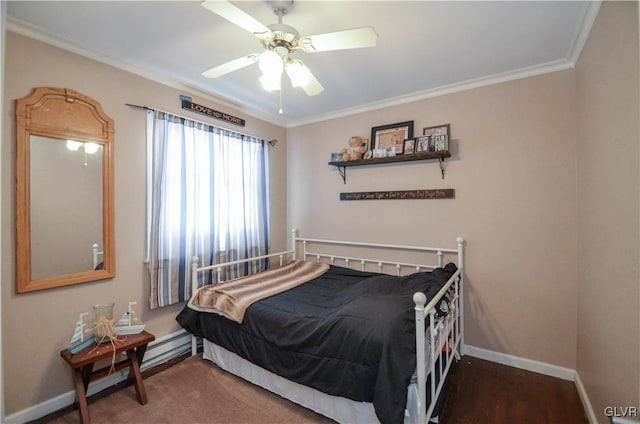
372;149;386;158
371;121;414;155
415;135;430;152
422;124;450;152
403;138;415;154
330;152;343;162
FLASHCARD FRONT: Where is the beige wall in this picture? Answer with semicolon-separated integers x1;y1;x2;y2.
575;1;640;422
1;32;287;414
288;69;579;368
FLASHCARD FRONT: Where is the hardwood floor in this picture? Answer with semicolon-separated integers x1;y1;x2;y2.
439;356;588;424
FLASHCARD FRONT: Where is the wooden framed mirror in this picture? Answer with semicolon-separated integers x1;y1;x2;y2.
15;87;115;293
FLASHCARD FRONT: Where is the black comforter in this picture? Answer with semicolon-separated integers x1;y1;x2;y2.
177;262;457;424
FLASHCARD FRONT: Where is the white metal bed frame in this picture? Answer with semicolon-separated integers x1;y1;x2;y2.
189;229;465;424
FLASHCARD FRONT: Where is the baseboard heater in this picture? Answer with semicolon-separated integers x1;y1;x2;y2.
4;329;199;424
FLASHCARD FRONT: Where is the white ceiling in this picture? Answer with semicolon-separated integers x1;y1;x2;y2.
7;1;599;127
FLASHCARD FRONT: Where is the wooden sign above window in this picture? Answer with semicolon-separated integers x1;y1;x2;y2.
181;99;245;127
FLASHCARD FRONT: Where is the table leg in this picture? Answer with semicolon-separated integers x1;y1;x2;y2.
72;368;91;424
135;343;148;366
81;363;94;392
126;348;148;404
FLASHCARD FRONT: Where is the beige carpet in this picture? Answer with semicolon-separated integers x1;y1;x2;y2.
40;355;335;424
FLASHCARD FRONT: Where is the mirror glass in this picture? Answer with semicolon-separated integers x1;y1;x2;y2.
30;136;104;279
15;87;115;293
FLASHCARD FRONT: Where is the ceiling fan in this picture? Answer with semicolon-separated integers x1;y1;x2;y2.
200;0;378;96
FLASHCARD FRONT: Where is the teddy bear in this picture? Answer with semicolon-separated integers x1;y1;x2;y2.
341;136;366;161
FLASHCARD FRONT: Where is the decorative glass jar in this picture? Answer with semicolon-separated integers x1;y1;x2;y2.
93;303;115;342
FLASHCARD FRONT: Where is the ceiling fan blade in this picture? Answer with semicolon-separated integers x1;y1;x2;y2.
286;60;324;96
201;1;273;40
299;27;377;53
202;54;258;78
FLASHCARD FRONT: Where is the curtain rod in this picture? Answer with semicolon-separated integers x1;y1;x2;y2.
125;103;277;146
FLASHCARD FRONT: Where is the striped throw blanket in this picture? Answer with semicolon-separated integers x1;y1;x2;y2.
188;260;329;323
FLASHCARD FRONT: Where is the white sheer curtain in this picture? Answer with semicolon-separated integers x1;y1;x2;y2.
147;111;270;308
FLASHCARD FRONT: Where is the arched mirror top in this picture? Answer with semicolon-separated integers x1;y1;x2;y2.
18;87;114;141
16;87;115;293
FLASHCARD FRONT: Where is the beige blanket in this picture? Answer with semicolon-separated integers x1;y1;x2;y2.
188;260;329;323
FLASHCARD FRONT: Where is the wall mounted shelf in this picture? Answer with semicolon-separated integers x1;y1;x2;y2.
328;151;451;183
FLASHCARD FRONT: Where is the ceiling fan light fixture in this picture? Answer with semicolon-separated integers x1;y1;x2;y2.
259;73;281;91
285;60;310;87
259;50;283;76
258;50;284;91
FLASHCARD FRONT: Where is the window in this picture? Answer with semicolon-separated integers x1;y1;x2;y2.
146;111;270;308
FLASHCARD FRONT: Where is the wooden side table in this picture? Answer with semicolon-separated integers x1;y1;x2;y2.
60;330;155;424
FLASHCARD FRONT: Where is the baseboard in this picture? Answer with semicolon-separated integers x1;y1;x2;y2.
4;329;193;424
574;371;599;424
463;344;576;381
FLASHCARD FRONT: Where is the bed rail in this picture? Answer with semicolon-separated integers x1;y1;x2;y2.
297;233;458;275
303;253;442;275
191;250;295;283
414;268;462;423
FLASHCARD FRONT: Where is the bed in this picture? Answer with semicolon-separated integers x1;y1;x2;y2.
177;230;464;424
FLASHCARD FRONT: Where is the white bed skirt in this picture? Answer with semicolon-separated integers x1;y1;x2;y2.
203;339;424;424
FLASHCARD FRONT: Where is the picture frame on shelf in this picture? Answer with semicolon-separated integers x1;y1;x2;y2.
422;124;450;152
372;149;386;158
330;152;343;162
416;135;430;152
403;138;416;154
371;121;414;155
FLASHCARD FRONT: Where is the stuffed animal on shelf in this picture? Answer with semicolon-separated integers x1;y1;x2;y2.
341;136;366;161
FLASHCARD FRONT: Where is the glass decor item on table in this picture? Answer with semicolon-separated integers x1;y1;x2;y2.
93;302;116;343
67;312;96;354
114;301;145;335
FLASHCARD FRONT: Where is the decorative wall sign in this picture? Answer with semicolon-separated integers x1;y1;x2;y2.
340;189;454;201
181;99;245;127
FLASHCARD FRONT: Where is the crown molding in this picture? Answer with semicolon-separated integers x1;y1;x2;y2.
287;58;574;128
567;0;602;66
